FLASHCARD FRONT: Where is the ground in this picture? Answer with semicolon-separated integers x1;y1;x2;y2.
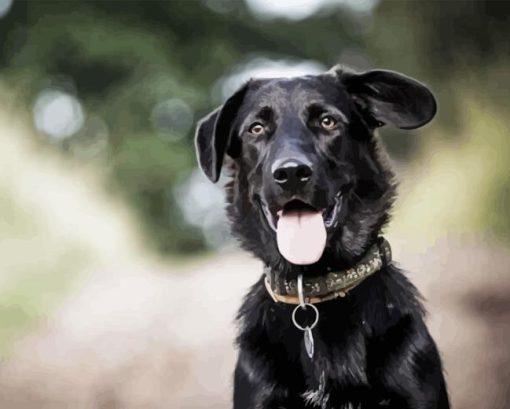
0;234;508;409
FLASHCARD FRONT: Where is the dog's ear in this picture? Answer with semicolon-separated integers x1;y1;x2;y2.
195;83;249;183
338;68;437;130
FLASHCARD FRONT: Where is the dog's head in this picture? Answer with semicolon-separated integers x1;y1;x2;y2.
195;66;436;269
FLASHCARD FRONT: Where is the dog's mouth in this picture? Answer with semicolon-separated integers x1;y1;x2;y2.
260;193;344;233
259;193;344;265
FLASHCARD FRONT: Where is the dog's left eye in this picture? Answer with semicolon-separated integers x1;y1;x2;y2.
320;115;338;131
248;123;266;136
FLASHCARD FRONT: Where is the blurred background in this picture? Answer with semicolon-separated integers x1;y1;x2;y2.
0;0;509;408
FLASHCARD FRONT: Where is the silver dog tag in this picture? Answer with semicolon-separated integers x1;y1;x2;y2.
304;327;315;359
293;275;319;360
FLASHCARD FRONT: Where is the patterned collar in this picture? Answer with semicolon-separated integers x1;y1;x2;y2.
264;237;392;304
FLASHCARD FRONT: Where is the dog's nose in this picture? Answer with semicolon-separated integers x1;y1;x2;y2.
272;159;313;191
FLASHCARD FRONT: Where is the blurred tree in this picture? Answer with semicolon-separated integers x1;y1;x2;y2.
0;0;362;253
1;0;509;252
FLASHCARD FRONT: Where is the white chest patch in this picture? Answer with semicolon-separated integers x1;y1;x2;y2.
301;372;329;408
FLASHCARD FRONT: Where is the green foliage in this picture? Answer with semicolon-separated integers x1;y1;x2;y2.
1;0;510;252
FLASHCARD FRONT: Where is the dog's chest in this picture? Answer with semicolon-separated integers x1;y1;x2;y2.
300;328;369;403
262;320;369;407
264;298;370;377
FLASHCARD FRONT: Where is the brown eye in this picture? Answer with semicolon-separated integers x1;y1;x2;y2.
320;115;337;131
249;123;265;136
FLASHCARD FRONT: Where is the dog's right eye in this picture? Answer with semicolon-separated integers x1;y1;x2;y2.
319;115;338;131
248;123;266;136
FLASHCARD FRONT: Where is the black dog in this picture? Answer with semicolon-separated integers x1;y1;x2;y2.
195;66;450;409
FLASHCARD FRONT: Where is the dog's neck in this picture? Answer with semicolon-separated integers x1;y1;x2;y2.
266;234;383;279
263;237;392;303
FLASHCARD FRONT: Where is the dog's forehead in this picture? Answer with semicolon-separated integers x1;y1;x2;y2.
244;74;348;112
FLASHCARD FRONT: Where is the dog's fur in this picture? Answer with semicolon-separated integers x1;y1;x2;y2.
195;66;450;408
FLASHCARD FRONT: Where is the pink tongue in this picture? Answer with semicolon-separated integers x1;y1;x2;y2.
276;211;326;265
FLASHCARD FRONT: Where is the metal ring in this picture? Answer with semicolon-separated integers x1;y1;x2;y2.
292;303;319;331
297;274;305;307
